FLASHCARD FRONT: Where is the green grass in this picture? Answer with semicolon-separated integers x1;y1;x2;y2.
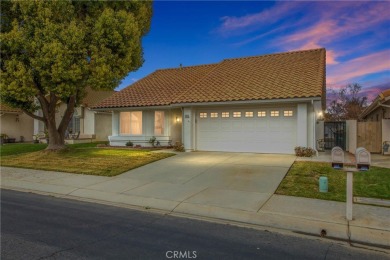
1;143;175;176
276;161;390;202
0;143;48;156
0;142;108;157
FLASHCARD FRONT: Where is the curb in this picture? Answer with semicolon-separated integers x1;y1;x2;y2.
2;185;389;253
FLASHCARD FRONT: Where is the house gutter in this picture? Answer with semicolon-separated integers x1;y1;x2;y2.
171;97;321;108
92;97;322;111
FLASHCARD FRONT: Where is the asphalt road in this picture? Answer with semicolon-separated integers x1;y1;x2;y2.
1;189;389;260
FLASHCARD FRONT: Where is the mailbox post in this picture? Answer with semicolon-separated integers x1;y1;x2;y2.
342;147;370;221
342;167;358;221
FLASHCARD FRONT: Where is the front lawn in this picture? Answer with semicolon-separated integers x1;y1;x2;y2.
1;144;175;176
0;143;48;156
276;161;390;202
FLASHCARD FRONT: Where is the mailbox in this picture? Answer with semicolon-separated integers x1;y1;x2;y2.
355;147;371;171
331;146;344;169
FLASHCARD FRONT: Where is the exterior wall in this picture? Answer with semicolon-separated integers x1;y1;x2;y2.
95;112;112;141
383;119;390;143
183;107;195;151
346;120;357;154
83;109;95;134
315;120;324;150
1;113;34;142
109;109;182;147
306;103;314;149
169;108;182;145
297;103;308;147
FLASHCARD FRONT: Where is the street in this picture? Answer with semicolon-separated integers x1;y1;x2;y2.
1;189;388;260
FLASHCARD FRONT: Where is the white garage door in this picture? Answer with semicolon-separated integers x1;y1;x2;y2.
196;107;297;154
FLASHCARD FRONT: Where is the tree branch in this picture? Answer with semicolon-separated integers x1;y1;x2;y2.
22;109;45;122
58;95;76;134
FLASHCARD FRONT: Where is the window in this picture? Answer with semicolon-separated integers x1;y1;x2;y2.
210;112;218;118
67;116;80;133
222;112;230;118
120;111;142;135
284;110;293;117
245;112;253;118
233;112;241;118
258;111;266;117
154;111;165;135
270;111;279;117
200;112;207;118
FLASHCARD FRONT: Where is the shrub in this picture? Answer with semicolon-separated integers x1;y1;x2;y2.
126;141;133;147
294;146;316;157
173;142;185;152
149;136;156;147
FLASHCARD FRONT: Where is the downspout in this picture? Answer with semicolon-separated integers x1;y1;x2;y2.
312;99;319;156
181;107;184;145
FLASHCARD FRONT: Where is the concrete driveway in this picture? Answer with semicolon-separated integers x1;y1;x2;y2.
97;152;296;213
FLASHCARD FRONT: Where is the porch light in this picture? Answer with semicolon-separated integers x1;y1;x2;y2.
176;116;181;123
317;111;324;120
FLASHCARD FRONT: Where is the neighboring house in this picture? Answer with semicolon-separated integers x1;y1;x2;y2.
360;89;390;122
94;48;326;154
359;89;390;152
34;88;115;141
0;103;34;142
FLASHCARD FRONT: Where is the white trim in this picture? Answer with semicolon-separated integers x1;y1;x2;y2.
171;97;321;107
92;97;322;111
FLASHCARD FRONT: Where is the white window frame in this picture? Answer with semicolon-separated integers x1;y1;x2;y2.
154;111;165;136
210;112;218;118
120;111;143;135
245;112;253;118
200;112;207;118
233;112;241;118
258;111;266;117
270;111;279;117
283;110;293;117
221;112;230;118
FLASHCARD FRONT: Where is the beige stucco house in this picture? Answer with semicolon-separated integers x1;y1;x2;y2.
34;88;115;142
0;103;34;142
94;48;326;154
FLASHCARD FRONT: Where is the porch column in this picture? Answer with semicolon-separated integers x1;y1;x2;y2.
183;107;194;152
297;103;308;147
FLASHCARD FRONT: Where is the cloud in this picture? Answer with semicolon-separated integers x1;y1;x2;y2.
217;2;296;36
327;50;390;85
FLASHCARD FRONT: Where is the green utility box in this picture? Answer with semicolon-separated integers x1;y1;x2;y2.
319;176;328;193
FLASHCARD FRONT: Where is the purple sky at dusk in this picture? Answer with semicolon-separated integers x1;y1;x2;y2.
118;1;390;102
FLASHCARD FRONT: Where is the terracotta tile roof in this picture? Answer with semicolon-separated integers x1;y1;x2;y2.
95;64;216;108
360;88;390;119
94;48;325;109
0;103;21;113
82;87;115;107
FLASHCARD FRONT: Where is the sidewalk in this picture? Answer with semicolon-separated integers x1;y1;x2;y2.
1;165;389;250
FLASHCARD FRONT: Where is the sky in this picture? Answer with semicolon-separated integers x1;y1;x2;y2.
117;1;390;102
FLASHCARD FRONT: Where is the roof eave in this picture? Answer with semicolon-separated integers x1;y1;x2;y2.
171;97;322;107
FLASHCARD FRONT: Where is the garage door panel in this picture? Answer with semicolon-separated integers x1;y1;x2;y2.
197;107;297;154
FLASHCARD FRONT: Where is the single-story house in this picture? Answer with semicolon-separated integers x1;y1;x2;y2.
94;48;326;154
0;103;34;142
34;88;115;142
359;89;390;151
359;89;390;122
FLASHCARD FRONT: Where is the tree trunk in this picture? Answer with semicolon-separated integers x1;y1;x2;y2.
46;124;66;150
33;93;76;151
